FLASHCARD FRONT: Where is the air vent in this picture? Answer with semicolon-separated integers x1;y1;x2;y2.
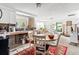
68;14;76;16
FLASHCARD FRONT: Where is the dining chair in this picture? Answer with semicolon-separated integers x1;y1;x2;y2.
33;34;46;55
47;33;68;55
48;45;68;55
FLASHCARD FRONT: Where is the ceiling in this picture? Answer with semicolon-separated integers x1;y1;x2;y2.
1;3;79;20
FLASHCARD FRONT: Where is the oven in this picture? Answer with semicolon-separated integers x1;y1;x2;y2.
0;35;9;55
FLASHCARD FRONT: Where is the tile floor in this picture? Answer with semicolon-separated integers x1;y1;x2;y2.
59;35;79;55
67;44;79;55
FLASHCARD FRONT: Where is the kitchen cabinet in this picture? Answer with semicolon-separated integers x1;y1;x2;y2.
0;5;9;23
9;10;16;24
0;5;16;24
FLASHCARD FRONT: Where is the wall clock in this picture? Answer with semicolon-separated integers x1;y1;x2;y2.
0;9;2;19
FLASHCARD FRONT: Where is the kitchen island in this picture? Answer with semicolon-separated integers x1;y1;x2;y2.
10;43;35;55
5;30;34;54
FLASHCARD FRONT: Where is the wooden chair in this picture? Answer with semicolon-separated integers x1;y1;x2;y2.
48;45;67;55
47;33;68;55
33;34;46;55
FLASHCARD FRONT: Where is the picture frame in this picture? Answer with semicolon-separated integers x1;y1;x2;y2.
0;9;2;19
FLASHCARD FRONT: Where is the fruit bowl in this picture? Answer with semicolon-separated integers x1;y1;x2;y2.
48;35;54;40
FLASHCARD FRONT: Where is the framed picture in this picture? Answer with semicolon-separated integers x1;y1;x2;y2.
56;22;62;32
0;9;2;19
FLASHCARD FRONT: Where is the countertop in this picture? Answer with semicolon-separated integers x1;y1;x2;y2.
0;30;33;36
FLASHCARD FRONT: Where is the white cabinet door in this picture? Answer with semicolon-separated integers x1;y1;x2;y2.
9;10;16;24
0;6;9;23
0;5;16;24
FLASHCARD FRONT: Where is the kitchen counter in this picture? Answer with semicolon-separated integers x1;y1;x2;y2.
7;31;33;36
0;31;33;36
10;43;34;55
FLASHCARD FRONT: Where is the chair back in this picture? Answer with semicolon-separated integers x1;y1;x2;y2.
33;34;46;54
48;33;68;55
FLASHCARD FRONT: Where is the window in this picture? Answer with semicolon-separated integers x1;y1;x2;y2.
36;22;45;30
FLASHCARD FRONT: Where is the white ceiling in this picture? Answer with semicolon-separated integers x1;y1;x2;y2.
1;3;79;20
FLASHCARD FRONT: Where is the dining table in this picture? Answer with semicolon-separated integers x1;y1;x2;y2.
33;33;60;47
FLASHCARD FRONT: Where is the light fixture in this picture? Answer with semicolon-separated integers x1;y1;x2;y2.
36;3;41;8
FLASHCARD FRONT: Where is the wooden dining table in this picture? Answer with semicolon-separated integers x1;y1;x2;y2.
33;33;59;46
